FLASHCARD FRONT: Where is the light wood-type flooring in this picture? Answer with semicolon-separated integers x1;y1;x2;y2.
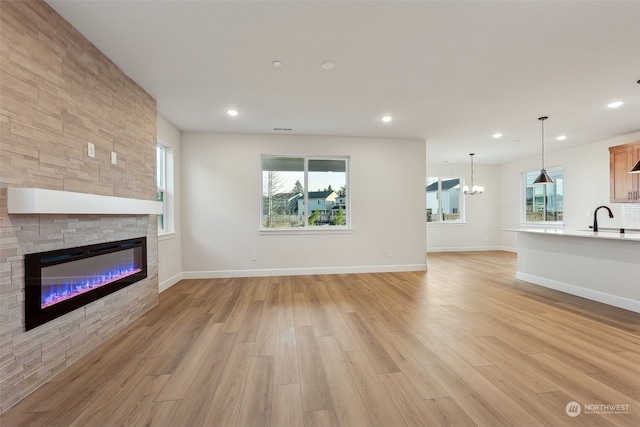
2;251;639;426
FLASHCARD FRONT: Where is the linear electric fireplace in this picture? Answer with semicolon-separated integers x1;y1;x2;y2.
24;237;147;331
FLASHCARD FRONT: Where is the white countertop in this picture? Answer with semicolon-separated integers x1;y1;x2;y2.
504;228;640;242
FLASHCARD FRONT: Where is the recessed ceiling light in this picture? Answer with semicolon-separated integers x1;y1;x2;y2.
226;109;239;117
556;135;568;141
492;133;503;139
381;115;392;123
607;101;624;108
321;60;336;70
272;60;283;67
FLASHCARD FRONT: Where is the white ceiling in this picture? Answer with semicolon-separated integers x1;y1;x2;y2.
45;0;640;164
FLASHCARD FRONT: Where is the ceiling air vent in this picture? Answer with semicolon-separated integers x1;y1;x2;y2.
272;127;293;131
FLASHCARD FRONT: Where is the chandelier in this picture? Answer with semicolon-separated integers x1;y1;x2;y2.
463;153;484;195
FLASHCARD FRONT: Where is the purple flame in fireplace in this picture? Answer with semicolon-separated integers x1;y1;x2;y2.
40;247;141;309
41;266;141;308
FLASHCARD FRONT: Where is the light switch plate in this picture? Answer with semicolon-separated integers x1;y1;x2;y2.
111;152;117;165
87;143;95;158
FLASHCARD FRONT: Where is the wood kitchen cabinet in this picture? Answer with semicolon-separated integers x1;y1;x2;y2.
609;141;640;202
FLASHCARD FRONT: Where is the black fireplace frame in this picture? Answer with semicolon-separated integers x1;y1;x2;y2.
24;237;147;331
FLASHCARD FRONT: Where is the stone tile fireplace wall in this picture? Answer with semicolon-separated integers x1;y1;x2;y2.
0;1;158;412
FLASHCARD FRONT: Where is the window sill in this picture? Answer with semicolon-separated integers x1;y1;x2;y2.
259;227;354;236
158;232;176;241
427;222;466;226
518;222;564;229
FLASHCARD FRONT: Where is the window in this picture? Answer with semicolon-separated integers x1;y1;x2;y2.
156;144;171;234
426;177;462;223
261;155;349;229
524;167;563;223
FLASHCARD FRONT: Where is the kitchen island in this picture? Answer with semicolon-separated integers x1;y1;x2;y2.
507;228;640;313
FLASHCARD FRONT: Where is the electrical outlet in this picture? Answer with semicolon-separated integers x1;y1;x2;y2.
387;250;392;257
586;210;590;217
111;151;117;165
87;143;95;158
251;253;257;261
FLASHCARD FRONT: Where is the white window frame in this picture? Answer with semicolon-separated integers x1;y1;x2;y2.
260;155;351;233
426;176;465;224
522;166;564;226
156;143;174;236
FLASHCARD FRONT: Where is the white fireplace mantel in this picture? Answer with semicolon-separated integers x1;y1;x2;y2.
7;188;163;215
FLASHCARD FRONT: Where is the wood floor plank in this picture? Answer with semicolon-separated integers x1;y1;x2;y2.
208;281;242;323
474;365;577;427
423;397;476;427
274;282;300;385
304;283;334;337
528;352;640;427
167;333;237;426
464;335;558;394
303;409;339;427
324;276;356;313
514;321;629;374
428;343;546;427
378;371;444;427
155;321;223;401
271;383;304;427
368;320;448;399
201;341;254;427
98;373;169;426
221;290;254;333
235;299;264;344
124;399;181;427
535;391;618;427
253;304;278;356
400;331;524;427
343;312;399;374
64;357;155;427
292;292;312;326
315;336;373;427
343;350;406;426
313;280;361;352
295;325;333;412
236;355;274;427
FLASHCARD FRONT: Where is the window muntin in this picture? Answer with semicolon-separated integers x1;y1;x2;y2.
262;156;348;229
426;177;462;223
524;167;563;223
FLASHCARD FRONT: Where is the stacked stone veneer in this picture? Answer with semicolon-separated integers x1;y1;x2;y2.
0;1;158;412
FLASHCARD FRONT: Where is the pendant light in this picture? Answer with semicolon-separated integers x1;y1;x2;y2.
533;116;553;185
463;153;483;195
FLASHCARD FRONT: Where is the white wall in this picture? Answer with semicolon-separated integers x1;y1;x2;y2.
157;115;183;291
426;162;501;251
180;133;426;277
499;131;640;250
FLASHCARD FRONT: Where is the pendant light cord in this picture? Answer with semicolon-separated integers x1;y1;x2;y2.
539;116;548;170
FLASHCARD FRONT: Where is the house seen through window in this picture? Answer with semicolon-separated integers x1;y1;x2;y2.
426;177;462;222
524;167;563;223
262;156;348;229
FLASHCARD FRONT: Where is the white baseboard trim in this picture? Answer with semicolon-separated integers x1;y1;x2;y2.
426;246;501;253
182;263;427;279
159;272;184;293
516;272;640;313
